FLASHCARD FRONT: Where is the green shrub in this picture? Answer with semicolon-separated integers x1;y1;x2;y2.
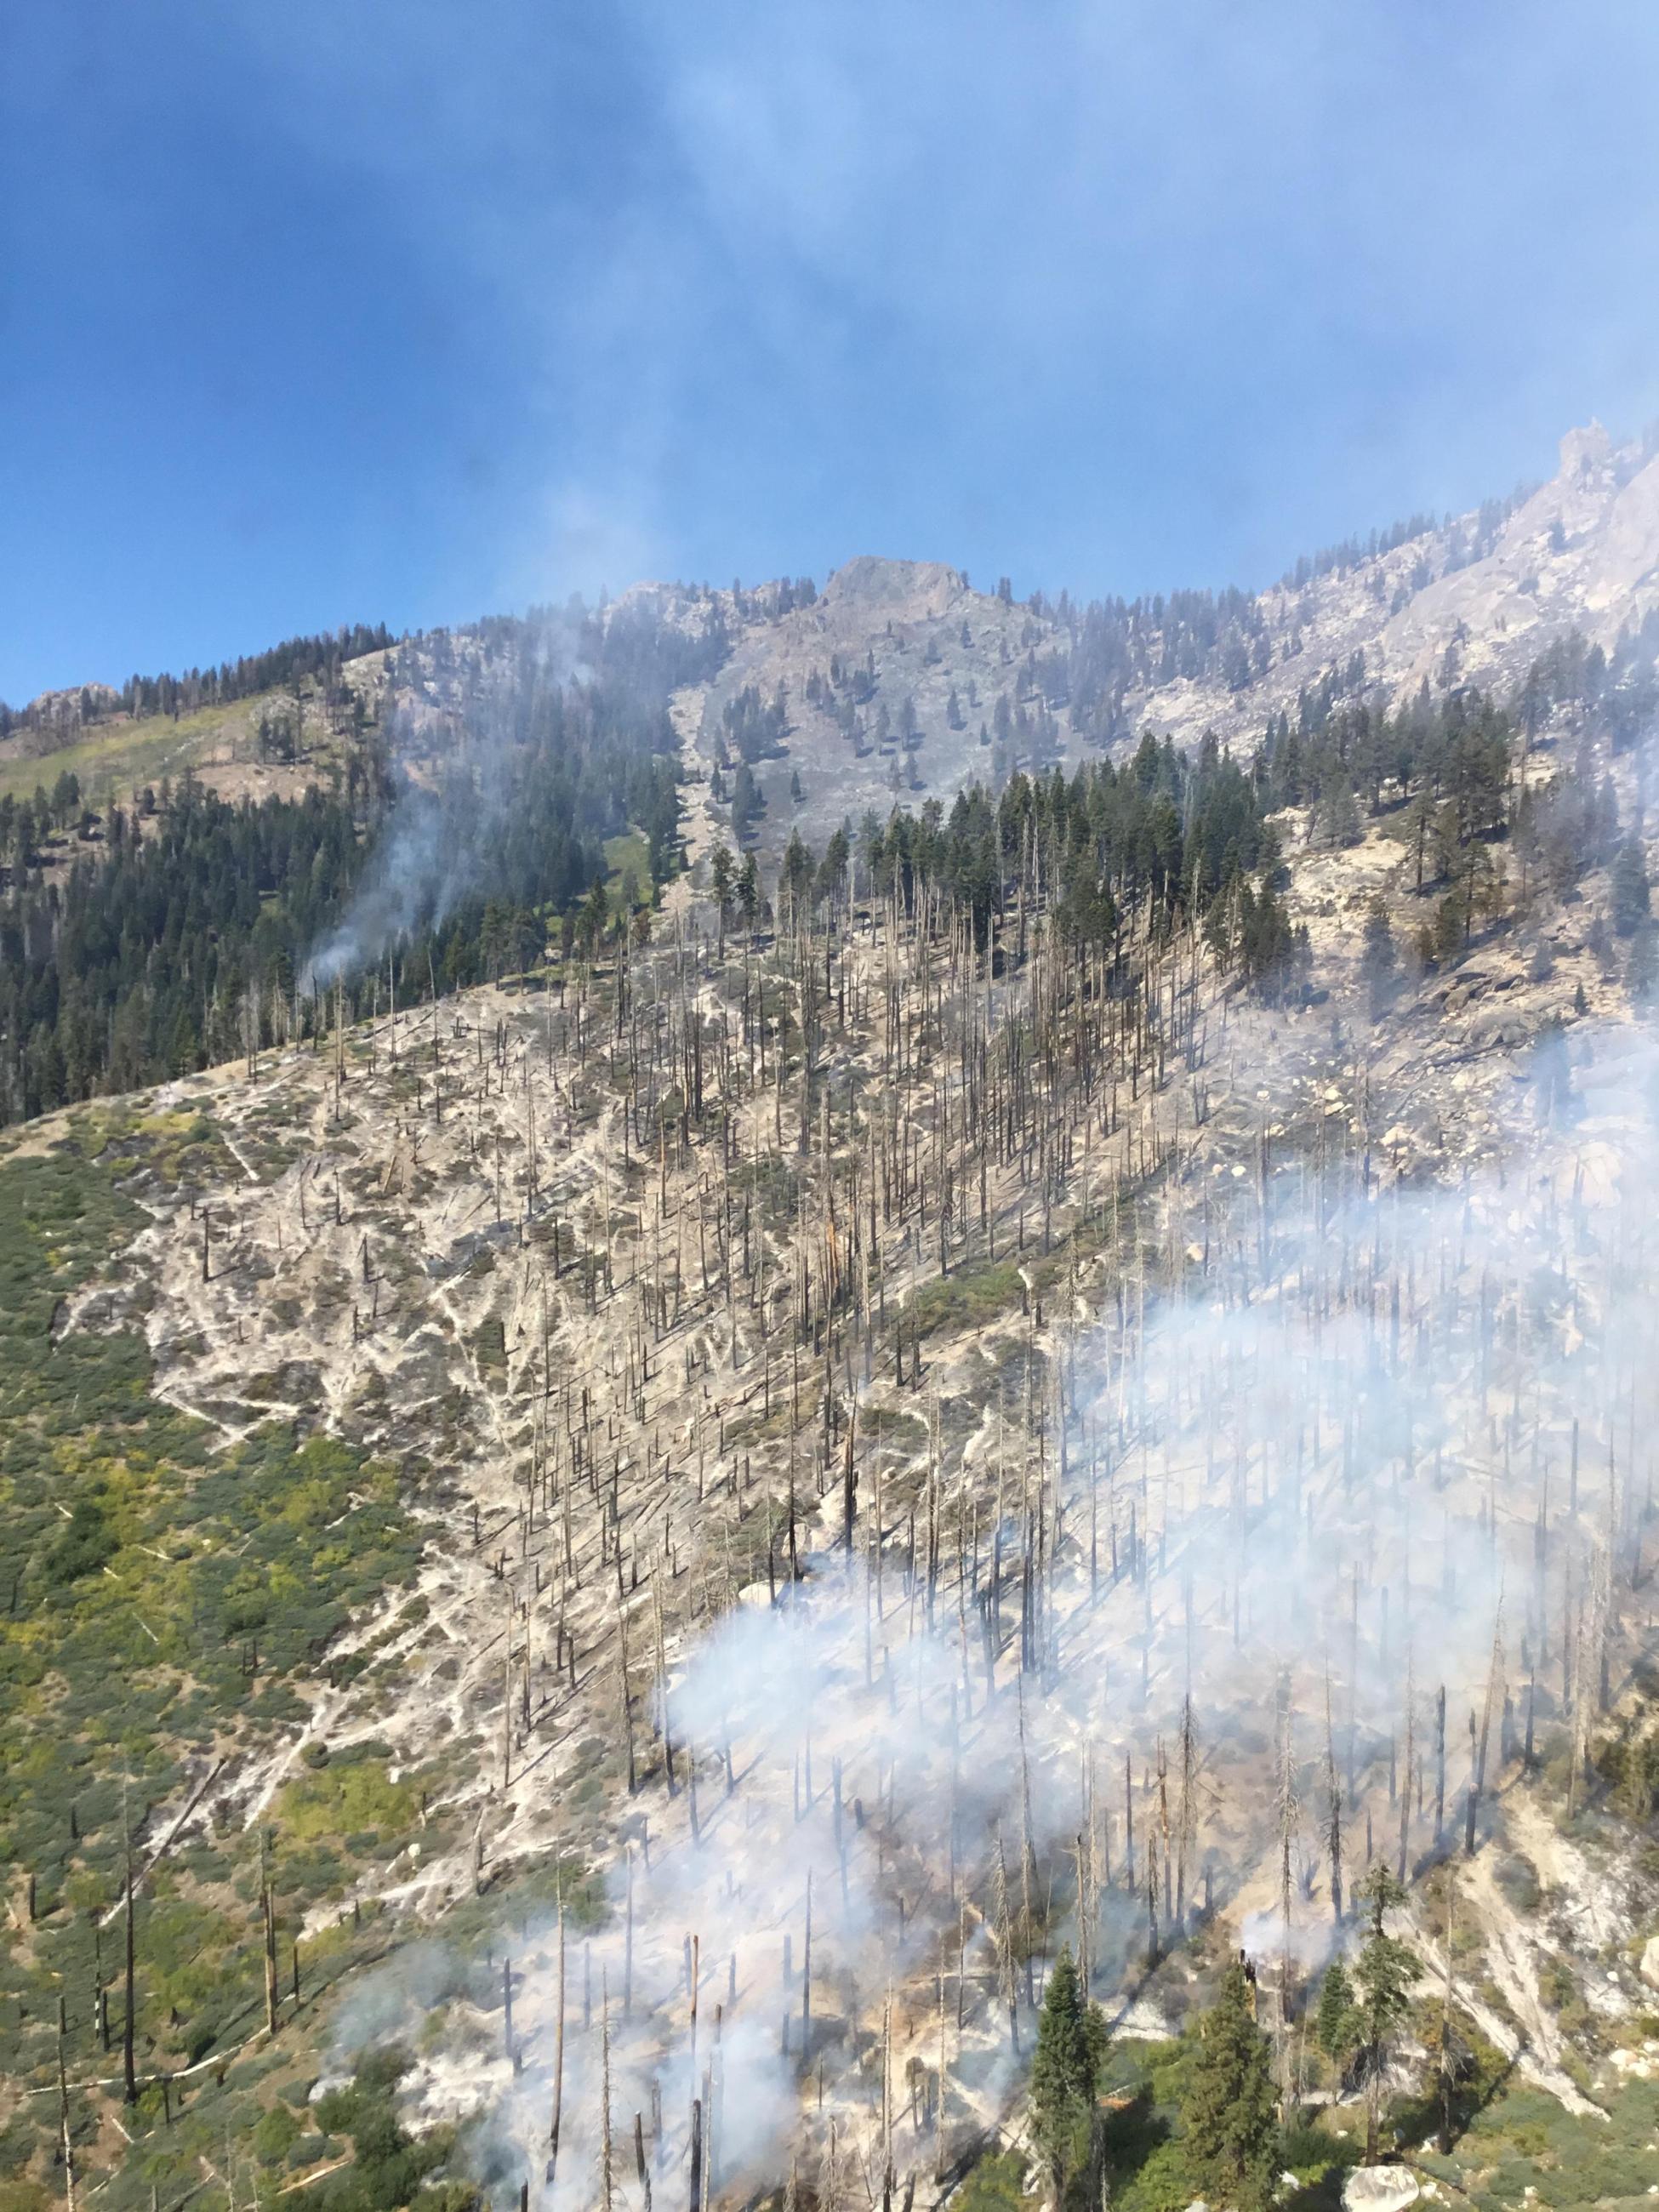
953;2150;1029;2211
276;1757;419;1850
0;1132;429;2123
43;1491;117;1583
254;2104;301;2166
1494;1853;1542;1914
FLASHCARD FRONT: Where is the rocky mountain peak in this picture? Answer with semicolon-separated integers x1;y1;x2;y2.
1558;419;1613;478
819;556;970;619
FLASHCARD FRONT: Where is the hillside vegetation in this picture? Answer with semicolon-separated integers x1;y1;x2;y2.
6;436;1659;2212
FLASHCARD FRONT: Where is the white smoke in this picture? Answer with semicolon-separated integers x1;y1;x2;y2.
299;611;588;995
336;1017;1659;2203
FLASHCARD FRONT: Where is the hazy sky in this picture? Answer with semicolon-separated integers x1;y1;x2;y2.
6;1;1659;698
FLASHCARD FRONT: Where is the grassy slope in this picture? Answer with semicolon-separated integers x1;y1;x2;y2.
0;1108;436;2201
0;700;261;808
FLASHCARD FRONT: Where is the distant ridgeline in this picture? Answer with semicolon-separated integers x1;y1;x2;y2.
0;493;1515;751
0;603;709;1123
1006;495;1521;741
2;549;1656;1124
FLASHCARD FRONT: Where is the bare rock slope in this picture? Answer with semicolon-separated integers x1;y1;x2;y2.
1143;419;1659;753
644;423;1659;874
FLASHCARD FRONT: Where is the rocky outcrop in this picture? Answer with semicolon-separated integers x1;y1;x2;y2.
819;555;970;619
1342;2165;1421;2212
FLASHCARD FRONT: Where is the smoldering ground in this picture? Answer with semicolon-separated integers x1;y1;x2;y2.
334;1018;1659;2204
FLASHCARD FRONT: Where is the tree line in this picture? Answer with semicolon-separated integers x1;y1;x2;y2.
715;729;1308;998
0;623;397;742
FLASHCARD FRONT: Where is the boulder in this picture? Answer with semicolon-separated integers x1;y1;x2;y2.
1639;1932;1659;1992
1343;2168;1421;2212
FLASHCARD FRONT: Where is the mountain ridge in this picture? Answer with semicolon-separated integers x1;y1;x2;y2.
12;420;1659;865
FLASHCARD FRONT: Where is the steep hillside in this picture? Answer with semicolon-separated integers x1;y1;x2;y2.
11;428;1659;2212
6;664;1659;2209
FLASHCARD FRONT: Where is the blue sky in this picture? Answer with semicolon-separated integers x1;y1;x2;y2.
5;1;1659;699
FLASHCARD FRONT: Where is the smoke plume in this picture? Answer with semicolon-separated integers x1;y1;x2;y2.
339;1017;1659;2203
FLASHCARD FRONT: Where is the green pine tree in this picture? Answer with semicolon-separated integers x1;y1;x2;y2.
1432;891;1464;963
778;829;816;930
1611;838;1650;936
1360;897;1397;1017
1316;1958;1359;2083
736;851;761;935
710;843;734;956
576;879;609;961
1354;1863;1416;2162
1317;776;1363;849
1029;1946;1107;2205
1181;1960;1279;2212
1628;920;1657;1005
168;1004;201;1079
